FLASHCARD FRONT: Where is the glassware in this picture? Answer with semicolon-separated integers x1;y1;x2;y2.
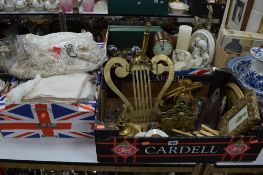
60;0;73;13
0;37;17;72
81;0;94;12
15;0;30;12
3;0;16;12
44;0;59;12
32;0;45;11
0;0;5;11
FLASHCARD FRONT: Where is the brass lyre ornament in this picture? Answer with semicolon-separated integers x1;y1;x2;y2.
104;23;174;123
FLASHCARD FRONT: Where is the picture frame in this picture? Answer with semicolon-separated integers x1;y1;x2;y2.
258;16;263;33
226;0;254;31
219;90;261;136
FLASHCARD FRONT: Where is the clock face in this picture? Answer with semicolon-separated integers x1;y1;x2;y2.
153;40;174;56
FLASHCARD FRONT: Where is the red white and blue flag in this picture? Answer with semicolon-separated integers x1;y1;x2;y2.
0;101;96;138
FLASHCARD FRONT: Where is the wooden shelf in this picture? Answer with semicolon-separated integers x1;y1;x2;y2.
0;11;223;19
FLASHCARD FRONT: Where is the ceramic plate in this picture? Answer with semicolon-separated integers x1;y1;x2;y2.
200;29;215;61
190;29;215;64
228;56;263;95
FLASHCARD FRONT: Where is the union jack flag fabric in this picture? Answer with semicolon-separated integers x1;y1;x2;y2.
0;101;96;138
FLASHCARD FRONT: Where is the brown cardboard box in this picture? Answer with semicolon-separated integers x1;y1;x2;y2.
212;41;231;68
95;70;263;164
216;28;263;68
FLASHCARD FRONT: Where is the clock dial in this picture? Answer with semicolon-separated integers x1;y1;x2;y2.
153;40;174;56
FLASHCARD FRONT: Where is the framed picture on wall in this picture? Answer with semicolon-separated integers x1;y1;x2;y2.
226;0;254;31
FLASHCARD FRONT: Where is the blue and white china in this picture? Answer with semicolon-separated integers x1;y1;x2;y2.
251;47;263;61
228;56;263;103
250;47;263;76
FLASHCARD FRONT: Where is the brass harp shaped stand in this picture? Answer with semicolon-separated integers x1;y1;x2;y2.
104;23;174;123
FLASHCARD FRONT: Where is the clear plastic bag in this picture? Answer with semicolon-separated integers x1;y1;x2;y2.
0;37;23;73
6;32;107;79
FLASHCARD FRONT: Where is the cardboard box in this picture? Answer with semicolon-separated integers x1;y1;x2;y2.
216;28;263;68
108;0;168;16
212;41;231;68
95;70;263;163
0;42;107;139
0;75;97;139
108;25;162;49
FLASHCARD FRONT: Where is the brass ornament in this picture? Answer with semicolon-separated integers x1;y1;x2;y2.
221;82;245;115
205;5;214;31
218;90;261;136
164;78;203;103
193;16;202;30
104;22;174;123
117;115;141;137
161;103;198;133
193;5;214;31
160;78;202;134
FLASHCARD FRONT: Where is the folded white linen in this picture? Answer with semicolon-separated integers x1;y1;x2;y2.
24;73;94;101
79;80;96;99
5;74;41;103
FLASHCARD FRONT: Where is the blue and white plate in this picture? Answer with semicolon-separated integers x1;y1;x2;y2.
228;56;263;96
251;47;263;62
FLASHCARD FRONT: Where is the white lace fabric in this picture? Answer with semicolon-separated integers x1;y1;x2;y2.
10;32;107;79
5;73;96;104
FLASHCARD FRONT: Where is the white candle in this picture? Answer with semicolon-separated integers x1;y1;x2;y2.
176;25;193;51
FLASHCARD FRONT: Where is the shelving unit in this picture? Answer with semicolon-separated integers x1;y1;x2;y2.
1;1;263;174
0;11;214;18
0;11;108;15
